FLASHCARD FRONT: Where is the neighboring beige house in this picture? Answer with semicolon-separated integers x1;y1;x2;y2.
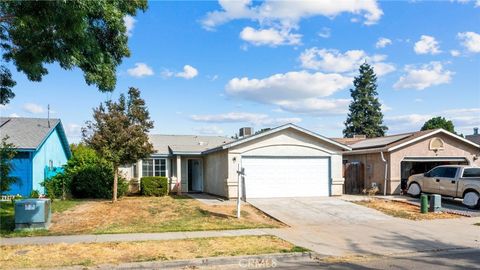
120;124;351;199
335;129;480;195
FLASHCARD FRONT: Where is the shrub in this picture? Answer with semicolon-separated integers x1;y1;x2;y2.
42;144;129;200
29;190;40;198
141;177;168;196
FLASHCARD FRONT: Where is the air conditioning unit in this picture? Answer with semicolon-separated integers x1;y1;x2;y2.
14;199;51;230
239;127;253;138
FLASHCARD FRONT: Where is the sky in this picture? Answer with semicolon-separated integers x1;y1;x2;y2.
1;0;479;142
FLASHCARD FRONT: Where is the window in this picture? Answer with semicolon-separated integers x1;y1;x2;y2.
142;158;166;177
429;167;457;178
463;168;480;178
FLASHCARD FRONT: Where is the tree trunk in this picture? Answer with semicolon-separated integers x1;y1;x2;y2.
113;166;118;203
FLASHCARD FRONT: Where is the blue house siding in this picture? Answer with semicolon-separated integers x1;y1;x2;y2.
8;152;33;196
32;128;68;194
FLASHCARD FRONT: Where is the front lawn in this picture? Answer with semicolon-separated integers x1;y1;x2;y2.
1;196;282;237
0;235;308;269
0;199;84;237
354;198;462;220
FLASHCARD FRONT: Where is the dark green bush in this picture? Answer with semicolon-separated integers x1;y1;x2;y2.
141;177;168;196
42;144;128;200
29;190;40;198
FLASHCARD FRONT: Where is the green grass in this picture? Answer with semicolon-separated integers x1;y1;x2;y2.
0;199;83;237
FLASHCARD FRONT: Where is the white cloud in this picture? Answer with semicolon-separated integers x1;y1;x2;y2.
202;0;382;46
394;62;453;90
414;35;441;55
226;70;351;103
457;31;480;53
127;63;154;78
162;65;199;80
275;98;351;115
202;0;383;29
477;0;480;7
194;126;224;135
124;15;136;37
385;108;480;134
450;50;461;57
240;27;301;46
23;103;45;114
299;48;395;76
414;98;423;103
190;112;301;126
375;37;392;48
9;113;19;118
318;27;331;38
175;65;198;79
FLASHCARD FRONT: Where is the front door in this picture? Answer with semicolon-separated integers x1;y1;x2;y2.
188;159;203;192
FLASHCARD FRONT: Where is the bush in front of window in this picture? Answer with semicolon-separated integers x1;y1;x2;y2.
140;176;168;196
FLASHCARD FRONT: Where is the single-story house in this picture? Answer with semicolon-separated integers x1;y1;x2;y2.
1;117;71;196
466;128;480;145
120;124;351;199
335;129;480;195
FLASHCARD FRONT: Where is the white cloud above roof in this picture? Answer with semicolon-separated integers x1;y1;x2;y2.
23;103;45;114
375;37;392;48
414;35;441;55
124;15;136;37
190;112;301;126
240;27;301;46
394;62;453;90
162;65;199;80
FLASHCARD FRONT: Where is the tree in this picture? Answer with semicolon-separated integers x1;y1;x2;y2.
0;0;147;105
0;136;18;193
82;87;154;202
421;117;455;133
344;62;388;138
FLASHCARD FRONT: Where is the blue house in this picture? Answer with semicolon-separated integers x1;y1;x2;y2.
0;117;71;196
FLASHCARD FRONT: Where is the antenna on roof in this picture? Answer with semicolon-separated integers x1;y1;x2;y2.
47;104;50;128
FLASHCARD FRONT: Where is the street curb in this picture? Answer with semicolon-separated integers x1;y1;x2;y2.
49;252;319;270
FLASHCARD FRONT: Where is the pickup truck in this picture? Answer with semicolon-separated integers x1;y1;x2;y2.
407;165;480;209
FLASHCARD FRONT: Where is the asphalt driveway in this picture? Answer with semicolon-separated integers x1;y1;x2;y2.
247;197;392;227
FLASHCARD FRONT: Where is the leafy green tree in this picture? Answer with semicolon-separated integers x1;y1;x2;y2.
0;136;18;193
0;0;147;105
82;87;154;202
344;62;388;138
421;117;455;133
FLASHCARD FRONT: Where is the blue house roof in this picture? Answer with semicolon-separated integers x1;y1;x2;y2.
0;117;71;158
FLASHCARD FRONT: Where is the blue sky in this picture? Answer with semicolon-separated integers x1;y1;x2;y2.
1;0;479;142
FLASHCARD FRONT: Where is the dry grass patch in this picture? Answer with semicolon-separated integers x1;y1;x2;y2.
0;235;306;269
355;198;462;220
44;195;281;235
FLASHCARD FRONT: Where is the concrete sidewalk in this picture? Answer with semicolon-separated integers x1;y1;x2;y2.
0;228;272;246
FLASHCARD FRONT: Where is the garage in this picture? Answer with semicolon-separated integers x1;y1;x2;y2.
202;124;352;198
242;157;330;198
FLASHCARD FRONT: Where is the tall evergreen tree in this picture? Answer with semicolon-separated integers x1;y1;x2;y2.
82;87;154;202
343;62;388;138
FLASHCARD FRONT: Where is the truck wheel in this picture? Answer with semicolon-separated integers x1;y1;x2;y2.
407;182;421;197
463;191;480;209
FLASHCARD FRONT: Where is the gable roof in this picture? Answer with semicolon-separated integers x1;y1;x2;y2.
203;123;351;154
335;129;480;154
0;117;71;157
149;134;233;155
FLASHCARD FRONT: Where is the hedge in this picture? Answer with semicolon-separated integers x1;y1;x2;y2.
141;176;169;196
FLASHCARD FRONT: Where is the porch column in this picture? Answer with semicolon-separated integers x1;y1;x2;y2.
176;156;182;191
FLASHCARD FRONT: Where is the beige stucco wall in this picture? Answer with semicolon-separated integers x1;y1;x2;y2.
389;134;480;194
219;128;346;198
203;150;229;197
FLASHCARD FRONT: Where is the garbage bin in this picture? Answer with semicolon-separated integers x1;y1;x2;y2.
429;194;442;212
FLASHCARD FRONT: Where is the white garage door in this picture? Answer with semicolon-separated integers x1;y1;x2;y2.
242;157;330;198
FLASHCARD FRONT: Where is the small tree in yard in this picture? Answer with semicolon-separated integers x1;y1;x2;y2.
421;117;456;134
344;62;388;138
0;136;18;193
82;87;154;202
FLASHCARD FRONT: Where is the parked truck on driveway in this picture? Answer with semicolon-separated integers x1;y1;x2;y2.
407;165;480;209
